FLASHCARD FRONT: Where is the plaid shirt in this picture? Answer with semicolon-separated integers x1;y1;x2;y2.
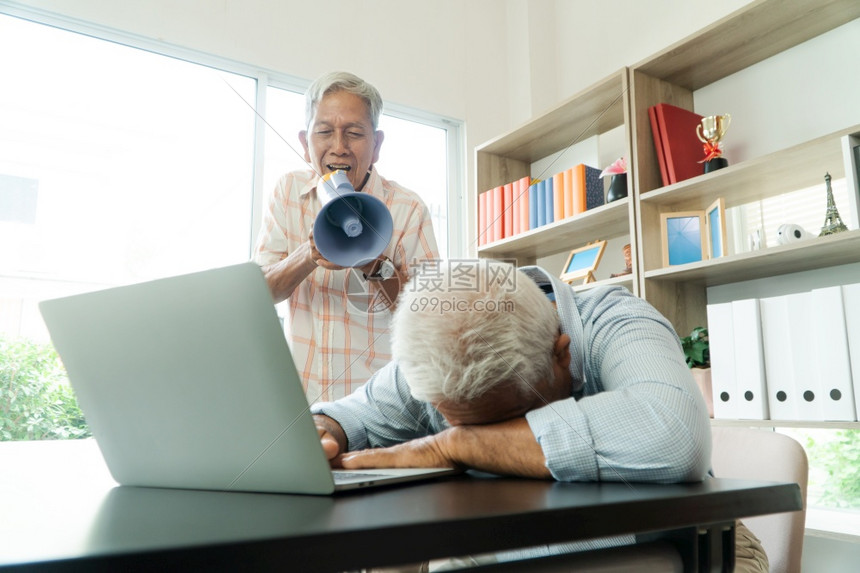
254;168;439;403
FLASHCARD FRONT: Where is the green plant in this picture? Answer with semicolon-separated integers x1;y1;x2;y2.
680;327;709;369
0;336;90;440
805;430;860;509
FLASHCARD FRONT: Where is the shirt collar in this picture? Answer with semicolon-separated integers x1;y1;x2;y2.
519;265;585;394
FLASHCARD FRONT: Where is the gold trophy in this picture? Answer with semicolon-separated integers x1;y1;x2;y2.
696;113;731;173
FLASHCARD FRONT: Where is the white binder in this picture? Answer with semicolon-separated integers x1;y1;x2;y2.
707;301;762;418
707;302;736;419
731;298;769;419
786;292;822;420
760;294;801;420
809;286;856;421
842;283;860;419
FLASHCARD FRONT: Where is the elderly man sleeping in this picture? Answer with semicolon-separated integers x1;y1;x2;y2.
311;259;767;571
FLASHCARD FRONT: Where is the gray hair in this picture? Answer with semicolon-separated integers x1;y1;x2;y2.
392;260;560;403
304;71;383;130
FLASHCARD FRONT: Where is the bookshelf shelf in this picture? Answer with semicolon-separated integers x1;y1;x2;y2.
630;0;860;92
571;273;635;294
474;68;636;279
475;70;627;168
711;419;860;430
628;0;860;335
473;0;860;441
471;0;860;547
644;229;860;287
638;125;858;211
475;0;860;311
477;197;630;263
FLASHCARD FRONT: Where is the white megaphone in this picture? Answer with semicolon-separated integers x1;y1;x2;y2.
313;170;393;268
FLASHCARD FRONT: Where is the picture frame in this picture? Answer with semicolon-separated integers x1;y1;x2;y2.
842;133;860;230
661;211;708;267
705;197;727;259
560;240;606;285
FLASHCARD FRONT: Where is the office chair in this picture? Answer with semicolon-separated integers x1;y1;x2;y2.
710;426;809;573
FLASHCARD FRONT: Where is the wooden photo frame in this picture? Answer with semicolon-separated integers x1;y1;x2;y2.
661;211;707;267
706;197;727;259
560;240;606;285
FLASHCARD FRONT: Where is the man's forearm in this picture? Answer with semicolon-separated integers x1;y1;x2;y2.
261;243;317;303
443;417;551;479
339;416;551;478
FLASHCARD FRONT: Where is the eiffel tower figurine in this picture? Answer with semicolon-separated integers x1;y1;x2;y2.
819;172;848;237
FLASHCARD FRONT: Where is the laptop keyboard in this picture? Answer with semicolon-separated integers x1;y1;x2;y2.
332;470;391;482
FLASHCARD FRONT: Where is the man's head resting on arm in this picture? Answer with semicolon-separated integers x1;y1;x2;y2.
392;259;574;426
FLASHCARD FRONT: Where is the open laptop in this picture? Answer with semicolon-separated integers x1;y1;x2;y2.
39;262;455;495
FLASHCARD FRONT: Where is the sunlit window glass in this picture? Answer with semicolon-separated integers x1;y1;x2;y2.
0;14;256;346
261;87;308;201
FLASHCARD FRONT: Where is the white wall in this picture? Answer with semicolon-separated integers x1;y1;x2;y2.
6;0;752;258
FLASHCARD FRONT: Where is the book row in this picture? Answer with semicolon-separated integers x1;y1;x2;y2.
477;164;604;245
707;283;860;421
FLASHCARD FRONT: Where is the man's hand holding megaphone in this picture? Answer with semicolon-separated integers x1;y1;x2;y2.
263;229;402;310
307;229;394;280
263;170;400;307
310;229;404;311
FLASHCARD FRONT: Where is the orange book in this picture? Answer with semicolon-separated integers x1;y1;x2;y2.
571;165;587;215
517;176;531;233
563;169;574;218
478;190;488;246
552;172;565;222
503;183;514;238
491;185;503;242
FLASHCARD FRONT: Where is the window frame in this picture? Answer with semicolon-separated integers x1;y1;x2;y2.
0;4;464;260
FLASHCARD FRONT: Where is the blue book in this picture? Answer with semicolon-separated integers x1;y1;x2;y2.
528;182;539;230
544;177;554;225
536;180;546;227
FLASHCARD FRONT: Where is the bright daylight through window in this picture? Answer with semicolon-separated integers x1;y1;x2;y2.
0;13;453;441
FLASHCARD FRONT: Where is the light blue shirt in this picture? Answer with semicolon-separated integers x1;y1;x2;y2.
312;265;712;485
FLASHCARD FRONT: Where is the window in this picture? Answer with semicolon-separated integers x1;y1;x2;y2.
727;178;852;255
0;11;460;441
0;13;257;342
778;427;860;537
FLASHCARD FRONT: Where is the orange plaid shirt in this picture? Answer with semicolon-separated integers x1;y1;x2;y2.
254;168;439;403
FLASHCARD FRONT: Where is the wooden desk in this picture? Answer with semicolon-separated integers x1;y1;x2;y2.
0;439;801;572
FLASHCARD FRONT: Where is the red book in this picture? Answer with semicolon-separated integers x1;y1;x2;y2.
492;185;503;243
503;183;514;238
511;182;520;237
653;103;705;185
478;190;488;246
649;105;670;187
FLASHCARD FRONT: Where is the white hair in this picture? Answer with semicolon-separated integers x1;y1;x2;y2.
304;71;383;130
392;259;560;403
